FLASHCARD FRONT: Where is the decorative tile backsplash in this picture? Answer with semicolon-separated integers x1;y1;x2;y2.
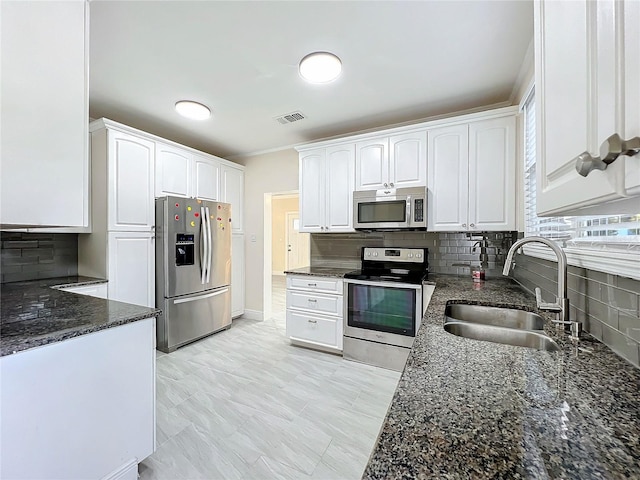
511;253;640;368
310;231;518;277
0;232;78;283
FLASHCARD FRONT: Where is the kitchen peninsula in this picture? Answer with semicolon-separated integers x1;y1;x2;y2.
0;276;160;480
363;275;640;478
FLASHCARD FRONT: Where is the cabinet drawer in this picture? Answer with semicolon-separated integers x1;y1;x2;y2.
286;275;343;294
286;290;343;316
286;310;341;348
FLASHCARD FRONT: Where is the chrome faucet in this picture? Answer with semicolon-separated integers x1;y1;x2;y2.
502;236;581;340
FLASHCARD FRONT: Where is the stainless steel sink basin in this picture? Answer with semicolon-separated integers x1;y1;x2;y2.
444;321;560;351
444;303;545;330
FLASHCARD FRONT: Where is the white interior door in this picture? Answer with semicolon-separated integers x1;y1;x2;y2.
286;213;310;270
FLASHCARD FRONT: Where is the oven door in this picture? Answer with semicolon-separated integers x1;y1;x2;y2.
344;279;422;348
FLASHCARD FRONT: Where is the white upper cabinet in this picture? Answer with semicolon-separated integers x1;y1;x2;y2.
535;0;640;215
389;132;427;188
156;143;191;198
427;125;469;231
193;155;220;201
299;150;326;232
428;115;516;232
108;131;155;232
299;146;355;233
221;164;245;232
468;117;516;230
355;132;426;190
355;138;388;190
0;1;88;228
325;145;355;232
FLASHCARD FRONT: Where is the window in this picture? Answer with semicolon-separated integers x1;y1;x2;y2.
522;88;640;278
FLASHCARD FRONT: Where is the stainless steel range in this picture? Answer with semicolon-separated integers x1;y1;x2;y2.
343;247;432;371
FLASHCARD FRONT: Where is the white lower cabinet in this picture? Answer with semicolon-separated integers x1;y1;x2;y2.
0;318;156;480
231;233;245;318
285;275;343;352
107;232;155;307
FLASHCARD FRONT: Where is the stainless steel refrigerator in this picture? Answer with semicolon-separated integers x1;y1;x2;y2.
155;196;232;353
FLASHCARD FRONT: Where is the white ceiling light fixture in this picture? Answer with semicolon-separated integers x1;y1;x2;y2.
175;100;211;120
299;51;342;84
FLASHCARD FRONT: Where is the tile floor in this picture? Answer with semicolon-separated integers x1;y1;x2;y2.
140;276;401;480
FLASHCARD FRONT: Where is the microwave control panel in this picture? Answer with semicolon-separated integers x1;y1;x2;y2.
414;199;424;222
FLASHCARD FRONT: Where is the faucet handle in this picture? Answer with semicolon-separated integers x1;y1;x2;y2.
535;287;562;312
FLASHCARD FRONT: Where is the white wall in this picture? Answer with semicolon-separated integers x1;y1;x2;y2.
236;149;299;315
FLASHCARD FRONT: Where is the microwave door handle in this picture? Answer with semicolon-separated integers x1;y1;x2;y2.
200;206;207;284
406;196;412;223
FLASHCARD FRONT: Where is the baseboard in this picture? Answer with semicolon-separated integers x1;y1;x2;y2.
242;309;263;321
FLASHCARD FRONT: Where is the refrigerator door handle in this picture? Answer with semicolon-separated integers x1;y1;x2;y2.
173;288;230;304
205;206;212;284
200;206;207;284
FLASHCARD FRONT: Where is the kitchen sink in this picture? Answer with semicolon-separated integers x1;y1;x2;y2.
444;303;545;331
444;321;560;351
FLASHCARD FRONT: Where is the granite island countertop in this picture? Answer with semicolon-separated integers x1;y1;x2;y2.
284;266;356;278
363;275;640;479
0;276;161;357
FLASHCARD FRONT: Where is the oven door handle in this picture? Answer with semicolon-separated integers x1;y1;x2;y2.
344;278;423;290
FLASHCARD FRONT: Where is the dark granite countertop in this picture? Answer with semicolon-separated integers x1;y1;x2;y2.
284;266;355;278
364;275;640;479
0;276;161;357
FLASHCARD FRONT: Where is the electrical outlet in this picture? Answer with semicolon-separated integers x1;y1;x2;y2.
250;234;257;243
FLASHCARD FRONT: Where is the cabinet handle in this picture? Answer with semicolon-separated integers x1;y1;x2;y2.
462;223;467;228
308;283;317;287
307;299;317;303
390;182;394;187
575;133;640;177
384;183;388;188
470;223;475;228
308;319;317;324
320;226;325;231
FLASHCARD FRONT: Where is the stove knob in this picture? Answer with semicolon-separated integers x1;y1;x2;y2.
408;253;413;258
366;252;371;257
417;253;422;258
373;252;378;257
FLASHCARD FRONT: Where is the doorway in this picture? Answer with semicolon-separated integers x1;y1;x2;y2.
270;194;310;320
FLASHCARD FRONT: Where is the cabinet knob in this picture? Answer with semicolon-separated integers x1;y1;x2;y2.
575;133;640;177
470;223;475;228
462;223;467;228
384;183;388;188
390;182;394;187
320;226;324;231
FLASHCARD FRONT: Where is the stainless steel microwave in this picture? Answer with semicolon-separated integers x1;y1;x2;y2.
353;187;427;231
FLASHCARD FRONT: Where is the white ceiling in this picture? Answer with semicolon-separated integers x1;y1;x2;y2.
89;1;533;159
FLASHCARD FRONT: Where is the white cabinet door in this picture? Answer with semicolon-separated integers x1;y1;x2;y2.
231;233;245;318
108;232;155;308
108;131;155;232
193;155;220;201
535;0;638;215
355;138;389;190
469;116;516;231
155;143;191;198
623;0;640;196
221;164;245;233
427;125;469;231
389;131;427;188
325;145;355;232
299;150;325;232
1;1;88;228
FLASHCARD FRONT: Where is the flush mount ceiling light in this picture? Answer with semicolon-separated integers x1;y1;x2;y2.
175;100;211;120
299;52;342;83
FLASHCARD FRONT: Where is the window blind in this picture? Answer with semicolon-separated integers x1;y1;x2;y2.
523;89;640;252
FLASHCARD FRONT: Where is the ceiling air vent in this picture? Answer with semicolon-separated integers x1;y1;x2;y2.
275;111;306;125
